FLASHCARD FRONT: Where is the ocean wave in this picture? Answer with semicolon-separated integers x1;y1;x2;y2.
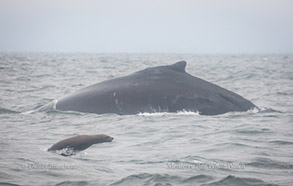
0;182;22;186
110;173;196;186
54;181;89;186
234;128;273;135
268;140;293;145
110;174;276;186
246;157;293;170
181;175;213;184
0;108;19;114
202;175;277;186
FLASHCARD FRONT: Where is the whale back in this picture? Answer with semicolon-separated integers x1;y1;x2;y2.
168;61;186;72
56;61;256;115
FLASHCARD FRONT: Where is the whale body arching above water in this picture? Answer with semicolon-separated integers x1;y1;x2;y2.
56;61;256;115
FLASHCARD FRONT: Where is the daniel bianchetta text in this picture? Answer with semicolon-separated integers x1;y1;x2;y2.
22;162;78;170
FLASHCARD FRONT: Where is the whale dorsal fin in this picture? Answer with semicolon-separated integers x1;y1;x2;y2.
169;61;186;73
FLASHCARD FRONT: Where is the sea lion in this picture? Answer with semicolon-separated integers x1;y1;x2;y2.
48;134;113;154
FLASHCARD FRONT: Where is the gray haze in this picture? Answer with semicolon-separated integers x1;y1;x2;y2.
0;0;293;53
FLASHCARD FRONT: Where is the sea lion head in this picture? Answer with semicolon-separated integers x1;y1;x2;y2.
92;134;114;143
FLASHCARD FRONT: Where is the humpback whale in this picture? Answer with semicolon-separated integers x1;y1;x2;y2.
56;61;256;115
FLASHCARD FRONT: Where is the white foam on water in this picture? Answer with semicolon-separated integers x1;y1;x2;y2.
137;110;200;116
21;100;58;115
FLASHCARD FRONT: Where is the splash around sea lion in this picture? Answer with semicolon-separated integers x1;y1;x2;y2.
48;134;113;156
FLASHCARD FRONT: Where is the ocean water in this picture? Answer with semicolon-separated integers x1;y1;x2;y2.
0;53;292;186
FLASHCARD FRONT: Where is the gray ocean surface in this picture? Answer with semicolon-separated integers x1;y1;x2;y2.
0;53;292;186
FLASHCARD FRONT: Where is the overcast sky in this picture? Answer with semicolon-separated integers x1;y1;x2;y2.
0;0;292;53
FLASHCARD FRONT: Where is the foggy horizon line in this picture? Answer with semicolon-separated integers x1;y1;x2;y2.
0;51;292;55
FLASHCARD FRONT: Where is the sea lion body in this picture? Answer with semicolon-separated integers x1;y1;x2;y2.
48;134;113;152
